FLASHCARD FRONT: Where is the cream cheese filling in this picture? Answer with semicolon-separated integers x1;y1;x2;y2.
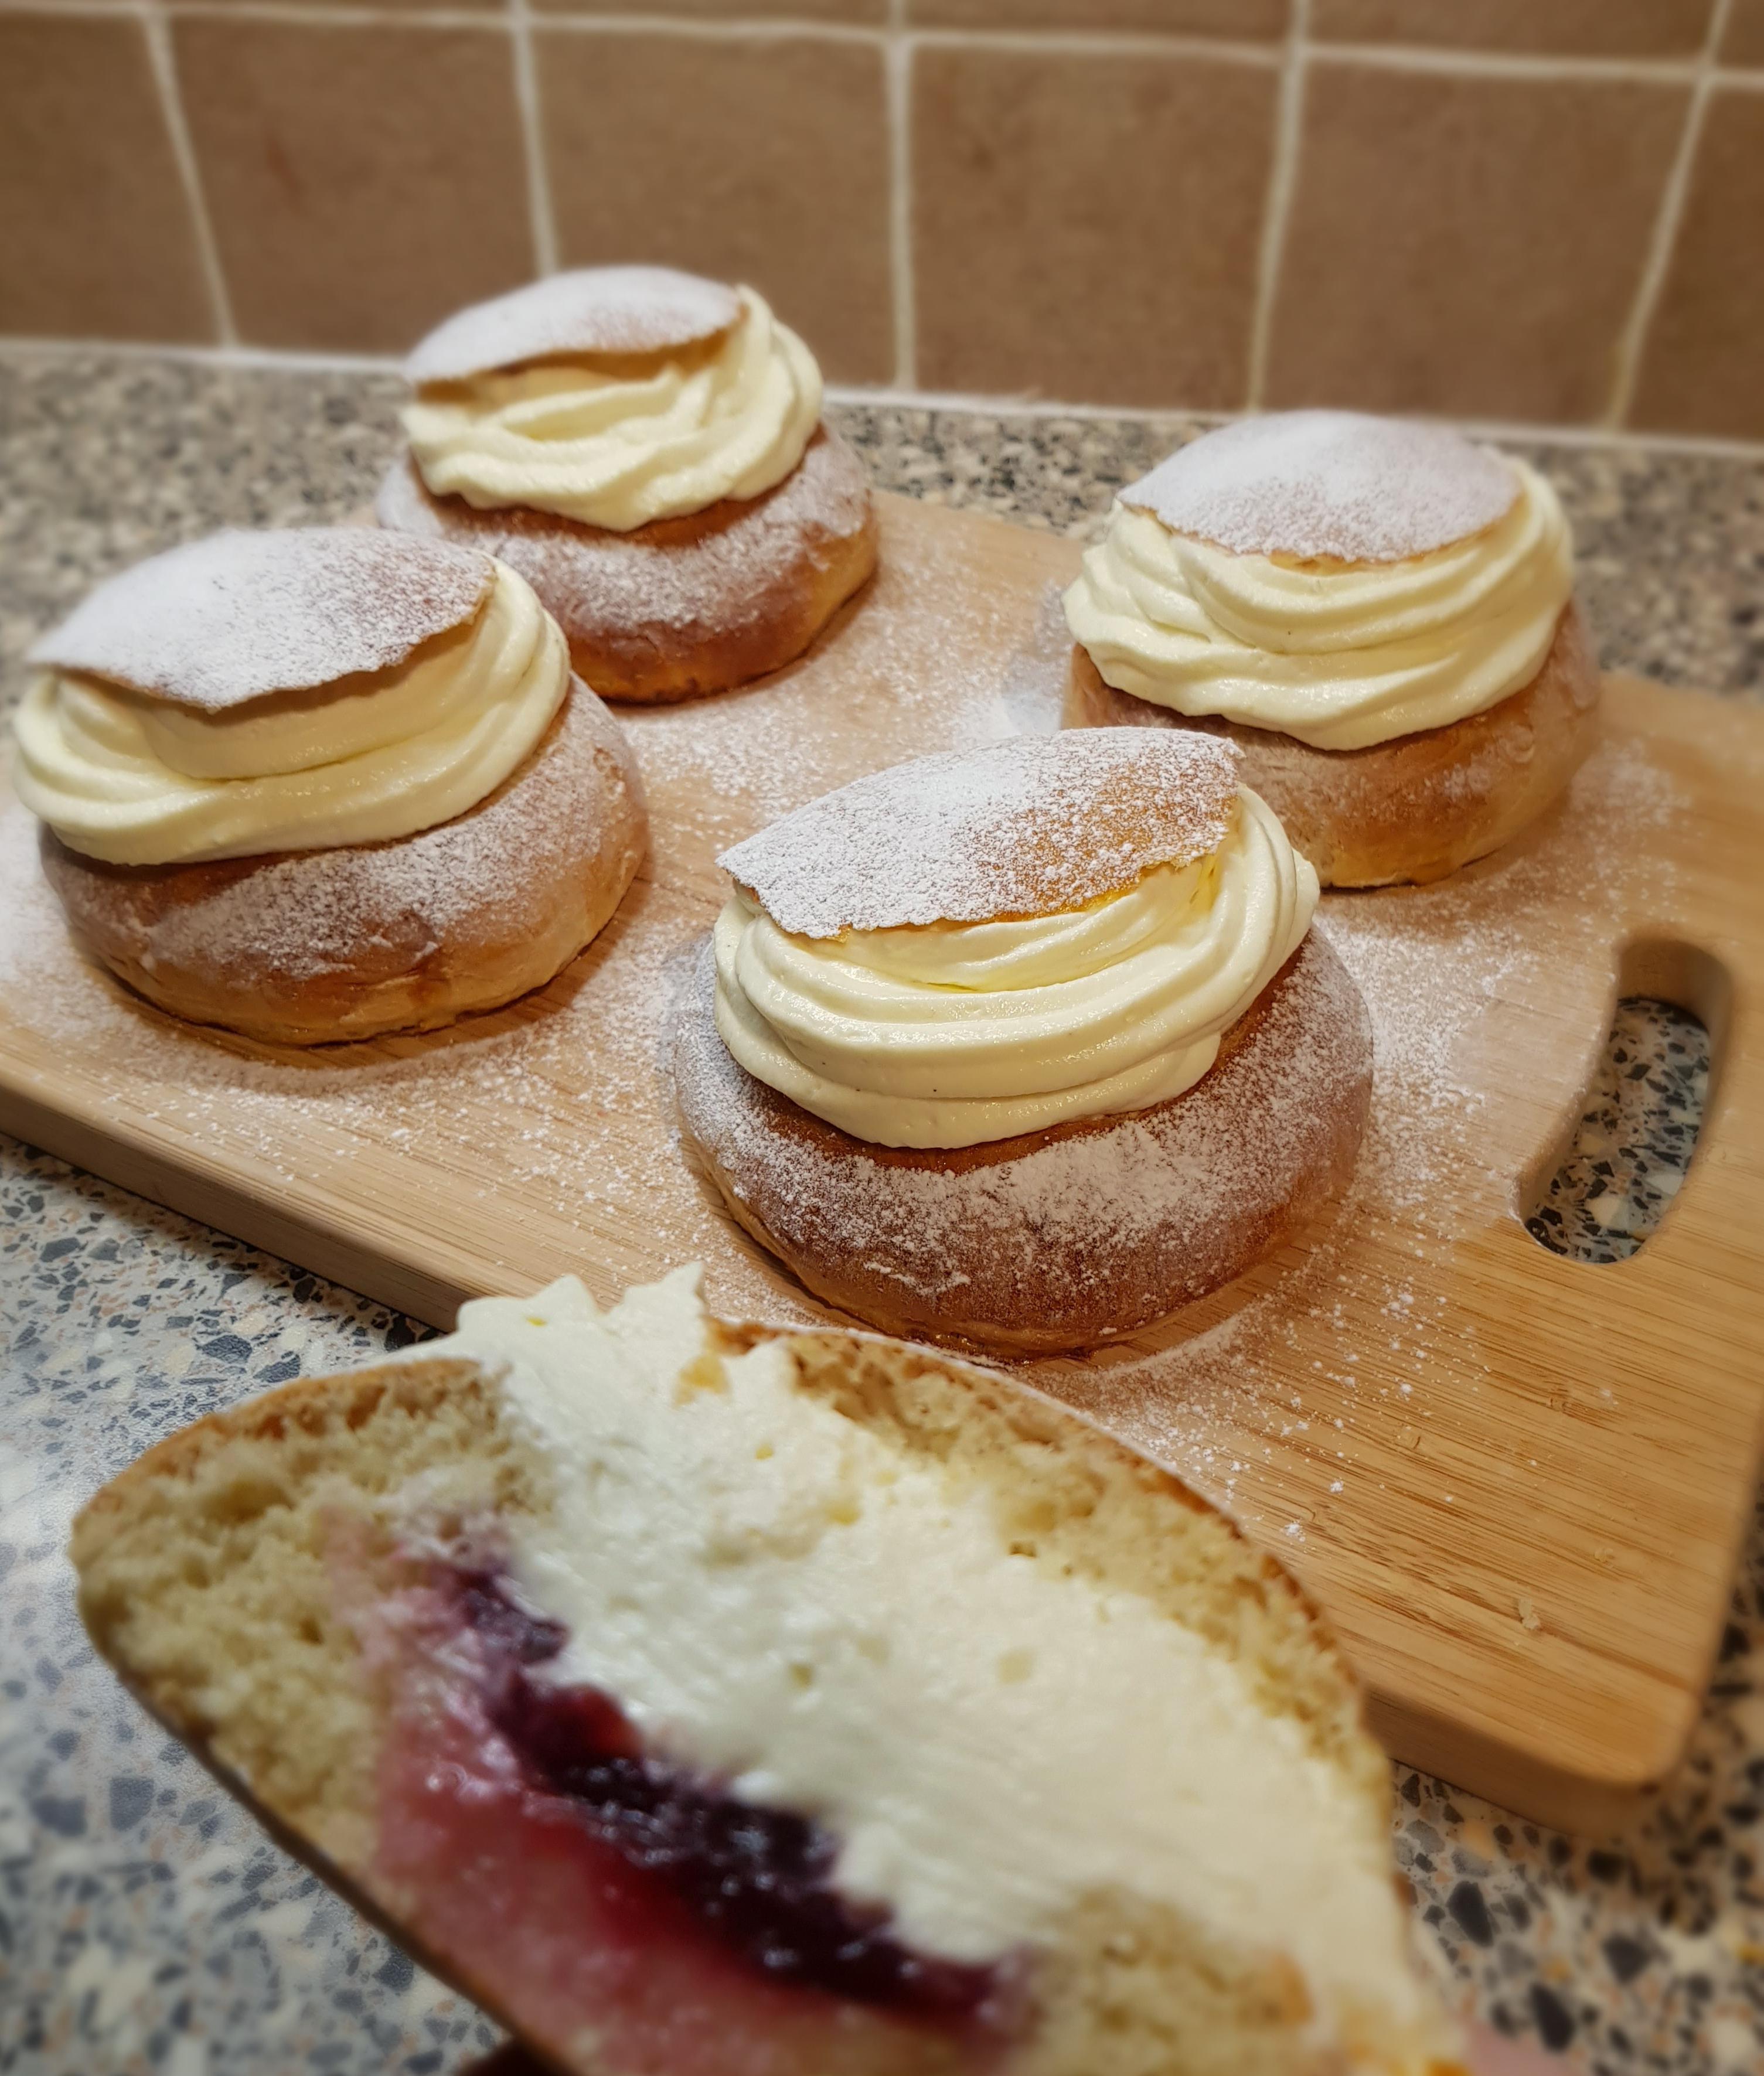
12;560;567;866
1063;458;1573;749
713;786;1316;1149
413;1266;1443;2063
402;286;822;531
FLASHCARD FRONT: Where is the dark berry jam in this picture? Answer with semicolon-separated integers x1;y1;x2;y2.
445;1568;996;2018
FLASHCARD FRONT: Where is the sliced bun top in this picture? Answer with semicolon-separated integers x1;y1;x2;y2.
26;529;495;713
718;729;1241;938
1121;410;1520;564
405;267;745;386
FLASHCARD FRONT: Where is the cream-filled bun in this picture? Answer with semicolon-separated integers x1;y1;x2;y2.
376;266;877;703
1063;411;1600;887
18;529;646;1044
76;1266;1465;2076
673;730;1371;1354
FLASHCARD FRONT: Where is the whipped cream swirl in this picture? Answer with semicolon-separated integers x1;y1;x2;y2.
403;287;821;532
714;787;1317;1150
13;561;567;867
1064;458;1573;750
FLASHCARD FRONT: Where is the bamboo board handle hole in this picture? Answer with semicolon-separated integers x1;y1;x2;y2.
1520;939;1729;1263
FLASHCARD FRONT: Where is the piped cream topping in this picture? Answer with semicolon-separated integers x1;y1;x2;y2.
714;786;1317;1149
12;560;568;866
1064;454;1574;750
413;1264;1448;2065
402;286;822;531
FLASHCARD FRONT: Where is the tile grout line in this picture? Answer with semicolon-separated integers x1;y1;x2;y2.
871;22;1280;64
1603;0;1733;429
1306;39;1704;85
138;0;237;347
509;0;560;275
442;6;884;40
1244;0;1309;411
9;0;1764;87
886;7;915;393
163;1;516;21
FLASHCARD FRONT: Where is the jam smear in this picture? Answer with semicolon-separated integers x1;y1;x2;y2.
447;1568;995;2017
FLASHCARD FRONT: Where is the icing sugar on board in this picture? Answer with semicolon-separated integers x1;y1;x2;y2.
2;491;1762;1833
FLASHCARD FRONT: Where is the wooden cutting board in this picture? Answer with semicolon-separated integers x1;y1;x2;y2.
4;490;1761;1835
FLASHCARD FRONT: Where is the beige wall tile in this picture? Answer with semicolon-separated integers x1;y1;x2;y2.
912;46;1275;408
175;19;534;354
1265;64;1687;424
1312;0;1712;57
536;32;891;385
0;14;212;343
907;0;1285;35
1630;93;1764;439
1722;0;1764;65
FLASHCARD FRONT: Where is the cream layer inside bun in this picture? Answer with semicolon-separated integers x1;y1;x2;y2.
15;541;567;867
710;731;1318;1150
401;270;822;533
1063;410;1575;751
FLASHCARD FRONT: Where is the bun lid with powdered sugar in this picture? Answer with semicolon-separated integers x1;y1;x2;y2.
404;267;746;387
718;728;1243;939
26;529;495;713
1120;408;1521;564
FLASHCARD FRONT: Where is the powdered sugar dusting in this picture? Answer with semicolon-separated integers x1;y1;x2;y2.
27;529;493;711
612;545;1071;859
1123;412;1518;564
720;730;1238;937
0;496;1717;1575
406;268;743;386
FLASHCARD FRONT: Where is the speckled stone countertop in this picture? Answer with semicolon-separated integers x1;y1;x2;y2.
2;349;1762;2076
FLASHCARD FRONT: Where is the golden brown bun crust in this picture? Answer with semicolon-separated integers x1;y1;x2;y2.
40;681;647;1046
673;932;1372;1355
1065;603;1602;887
376;423;878;704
